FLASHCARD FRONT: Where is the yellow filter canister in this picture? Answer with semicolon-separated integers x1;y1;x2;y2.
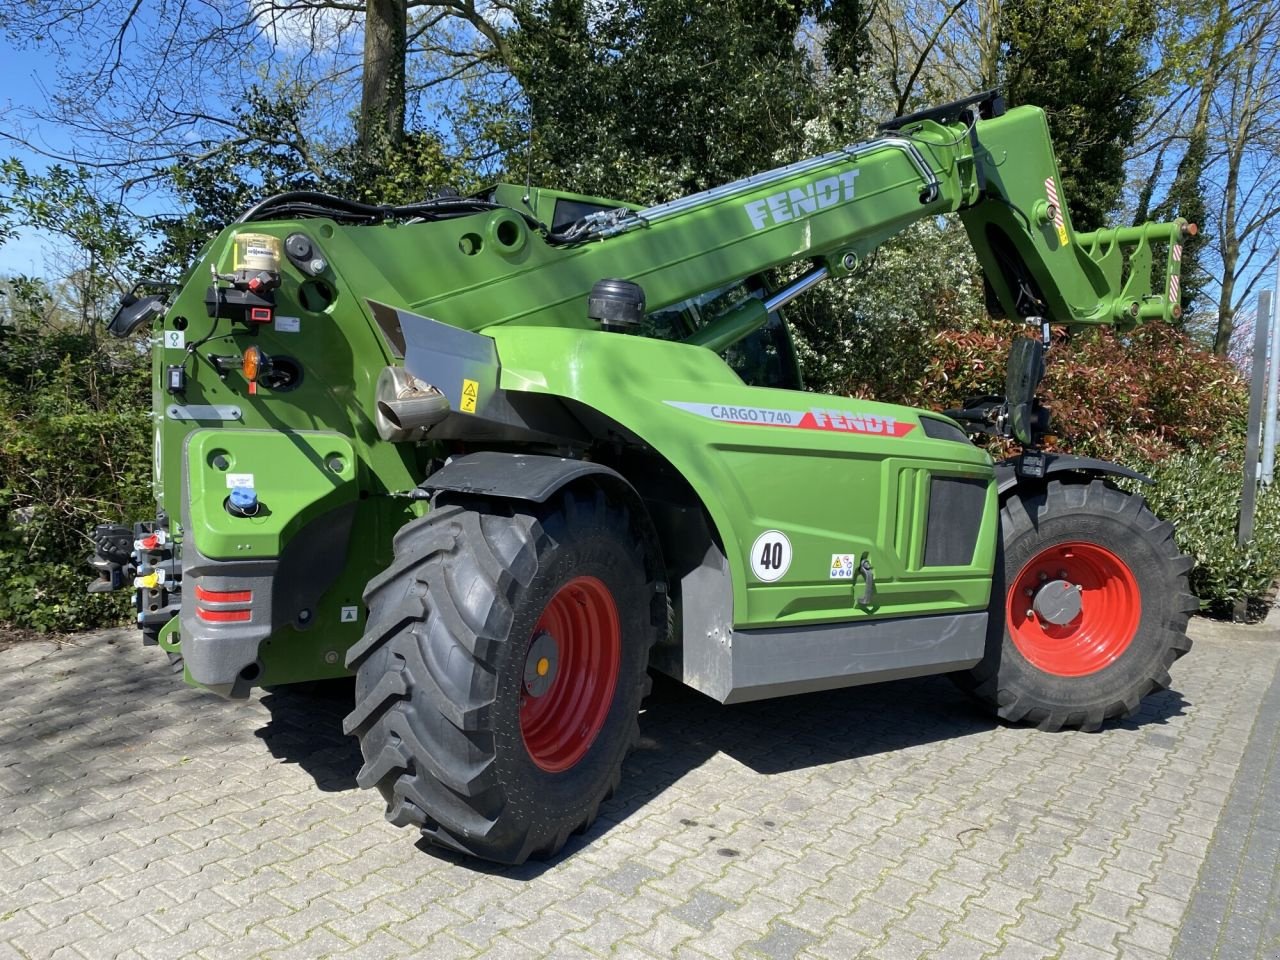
233;233;282;272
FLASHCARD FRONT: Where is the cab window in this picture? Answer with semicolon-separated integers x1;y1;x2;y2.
641;280;803;390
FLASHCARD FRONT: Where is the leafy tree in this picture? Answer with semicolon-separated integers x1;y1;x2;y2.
999;0;1160;231
816;0;874;78
1148;125;1209;319
0;160;141;332
0;0;510;180
139;85;464;273
0;326;150;632
509;0;817;203
1198;0;1280;355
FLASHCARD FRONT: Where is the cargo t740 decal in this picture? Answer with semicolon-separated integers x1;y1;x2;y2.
664;401;916;437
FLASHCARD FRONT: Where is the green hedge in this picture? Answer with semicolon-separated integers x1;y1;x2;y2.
1135;449;1280;619
0;330;151;632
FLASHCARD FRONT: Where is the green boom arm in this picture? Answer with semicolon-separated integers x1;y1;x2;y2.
415;97;1188;337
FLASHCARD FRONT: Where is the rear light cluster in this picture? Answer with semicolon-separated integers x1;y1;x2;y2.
195;584;254;623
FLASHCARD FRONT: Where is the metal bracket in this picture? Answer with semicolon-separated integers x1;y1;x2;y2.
858;557;876;606
166;404;243;422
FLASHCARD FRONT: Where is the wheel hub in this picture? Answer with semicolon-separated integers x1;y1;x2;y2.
523;630;560;697
519;576;622;773
1006;541;1141;677
1032;579;1083;625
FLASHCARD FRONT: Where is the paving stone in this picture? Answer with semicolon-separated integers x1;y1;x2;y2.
870;928;936;960
745;920;817;959
988;936;1056;960
668;890;736;931
802;924;878;960
1172;645;1280;960
0;622;1275;960
598;861;662;897
924;934;991;960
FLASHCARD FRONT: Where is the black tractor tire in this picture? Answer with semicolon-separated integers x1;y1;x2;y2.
343;485;664;864
957;477;1196;732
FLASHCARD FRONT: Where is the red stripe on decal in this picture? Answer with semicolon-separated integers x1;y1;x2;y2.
197;607;251;623
195;585;253;604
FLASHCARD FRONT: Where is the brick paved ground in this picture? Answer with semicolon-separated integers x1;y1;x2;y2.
1;618;1277;960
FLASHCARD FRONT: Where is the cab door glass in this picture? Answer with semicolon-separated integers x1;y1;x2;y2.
642;281;802;390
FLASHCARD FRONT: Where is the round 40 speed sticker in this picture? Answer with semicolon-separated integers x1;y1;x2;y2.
750;529;792;582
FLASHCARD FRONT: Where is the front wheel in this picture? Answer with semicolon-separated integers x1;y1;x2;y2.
957;477;1196;731
343;485;664;864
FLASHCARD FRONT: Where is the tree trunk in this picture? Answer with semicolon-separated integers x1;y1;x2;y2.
978;0;1000;88
1213;9;1266;355
360;0;407;150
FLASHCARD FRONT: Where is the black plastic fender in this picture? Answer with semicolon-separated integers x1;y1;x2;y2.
994;454;1153;497
421;451;629;503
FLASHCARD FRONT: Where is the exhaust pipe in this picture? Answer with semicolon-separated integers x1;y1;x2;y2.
375;366;450;442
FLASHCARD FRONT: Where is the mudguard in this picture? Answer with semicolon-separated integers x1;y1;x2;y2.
994;454;1153;496
423;451;627;503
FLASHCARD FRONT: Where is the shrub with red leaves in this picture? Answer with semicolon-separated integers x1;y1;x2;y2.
832;318;1277;617
847;320;1248;464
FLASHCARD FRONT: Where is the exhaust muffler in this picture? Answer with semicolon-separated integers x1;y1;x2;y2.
375;366;450;442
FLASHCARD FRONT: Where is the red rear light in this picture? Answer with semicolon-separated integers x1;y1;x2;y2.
195;582;253;622
197;607;251;623
195;585;253;604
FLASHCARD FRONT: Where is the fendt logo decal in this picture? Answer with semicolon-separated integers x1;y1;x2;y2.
745;170;861;230
664;401;916;437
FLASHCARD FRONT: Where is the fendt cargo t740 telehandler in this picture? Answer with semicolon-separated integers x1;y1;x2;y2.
93;91;1197;864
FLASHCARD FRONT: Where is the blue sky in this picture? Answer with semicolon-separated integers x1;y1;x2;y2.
0;38;69;276
1;9;1273;348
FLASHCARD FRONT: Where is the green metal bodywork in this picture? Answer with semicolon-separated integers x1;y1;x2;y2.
489;327;997;627
141;101;1187;691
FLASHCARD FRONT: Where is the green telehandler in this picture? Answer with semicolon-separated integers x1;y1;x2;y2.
92;91;1197;863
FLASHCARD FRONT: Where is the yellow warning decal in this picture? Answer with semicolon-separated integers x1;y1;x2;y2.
1056;224;1070;247
460;378;479;414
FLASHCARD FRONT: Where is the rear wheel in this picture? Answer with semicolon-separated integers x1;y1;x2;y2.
957;477;1196;731
343;485;663;864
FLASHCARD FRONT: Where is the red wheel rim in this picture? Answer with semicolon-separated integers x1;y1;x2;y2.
520;575;621;773
1006;541;1141;677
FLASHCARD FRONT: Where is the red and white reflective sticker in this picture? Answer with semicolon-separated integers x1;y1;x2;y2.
1172;243;1182;263
664;401;916;437
1045;176;1069;246
1170;274;1180;304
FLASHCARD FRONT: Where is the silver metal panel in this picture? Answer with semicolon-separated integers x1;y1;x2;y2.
370;300;501;418
167;404;242;422
718;612;988;704
665;599;988;704
653;543;735;695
